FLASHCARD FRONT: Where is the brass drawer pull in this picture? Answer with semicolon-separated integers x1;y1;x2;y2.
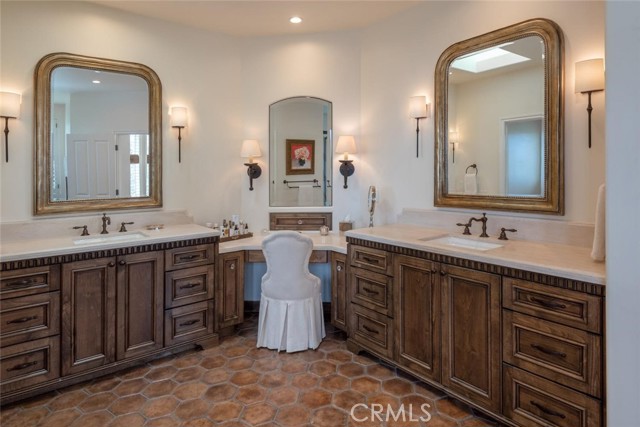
530;400;566;419
179;319;200;327
361;256;380;264
362;287;380;296
530;344;567;358
179;254;200;261
7;361;38;372
362;325;378;334
7;316;38;324
530;296;567;310
179;282;200;289
5;279;41;289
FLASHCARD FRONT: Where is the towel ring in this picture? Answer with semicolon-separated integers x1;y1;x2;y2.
465;164;478;175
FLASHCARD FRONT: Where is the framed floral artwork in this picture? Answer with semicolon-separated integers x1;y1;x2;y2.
285;139;315;175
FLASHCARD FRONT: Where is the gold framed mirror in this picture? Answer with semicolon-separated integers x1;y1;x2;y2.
34;52;162;215
434;18;564;214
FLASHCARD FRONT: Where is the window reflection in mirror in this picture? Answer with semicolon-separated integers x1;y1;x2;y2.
269;97;333;207
50;67;150;201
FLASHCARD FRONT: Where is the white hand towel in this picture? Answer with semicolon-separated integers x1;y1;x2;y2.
298;184;314;206
591;184;606;262
464;173;478;194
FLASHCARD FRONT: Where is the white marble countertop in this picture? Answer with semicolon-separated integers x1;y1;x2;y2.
345;224;606;285
219;232;347;255
0;224;220;263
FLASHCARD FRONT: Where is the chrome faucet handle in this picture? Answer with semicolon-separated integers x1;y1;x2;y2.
119;222;134;232
456;222;472;235
73;225;89;236
498;228;517;240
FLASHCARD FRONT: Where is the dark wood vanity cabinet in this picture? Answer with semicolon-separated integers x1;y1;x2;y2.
330;252;347;331
216;251;244;331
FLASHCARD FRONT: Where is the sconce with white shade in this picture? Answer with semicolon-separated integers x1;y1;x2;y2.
409;95;430;158
240;139;262;191
575;59;604;149
449;131;459;163
335;135;357;189
170;106;188;162
0;92;21;162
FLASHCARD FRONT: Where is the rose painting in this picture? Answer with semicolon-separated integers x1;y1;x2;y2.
285;139;315;175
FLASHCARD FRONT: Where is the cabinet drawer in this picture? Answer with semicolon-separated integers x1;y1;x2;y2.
503;279;602;333
349;245;393;276
0;336;60;394
0;292;60;347
246;249;328;264
164;301;214;346
349;304;394;359
1;265;61;300
349;267;393;316
269;212;332;231
165;244;215;271
503;365;601;427
165;265;214;309
503;310;602;397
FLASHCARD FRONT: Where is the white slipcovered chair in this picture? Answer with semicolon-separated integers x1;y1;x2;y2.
256;231;325;352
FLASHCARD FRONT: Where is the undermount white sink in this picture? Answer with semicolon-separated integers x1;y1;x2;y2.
73;231;148;245
421;235;503;251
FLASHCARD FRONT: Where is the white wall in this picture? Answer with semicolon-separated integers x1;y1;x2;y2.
0;1;243;225
605;1;640;425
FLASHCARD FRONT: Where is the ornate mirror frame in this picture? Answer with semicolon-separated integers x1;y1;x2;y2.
34;52;162;215
434;18;564;214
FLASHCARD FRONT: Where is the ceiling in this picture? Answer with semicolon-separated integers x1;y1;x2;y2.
89;0;422;37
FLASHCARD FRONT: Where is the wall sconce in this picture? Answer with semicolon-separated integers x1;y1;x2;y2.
575;59;604;149
0;92;21;162
336;135;357;189
409;95;430;158
449;131;459;163
170;106;188;162
240;139;262;191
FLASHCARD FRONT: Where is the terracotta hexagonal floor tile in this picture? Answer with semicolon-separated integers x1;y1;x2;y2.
113;378;149;397
78;391;117;412
367;392;400;408
309;360;337;376
320;374;350;391
145;416;181;427
109;394;147;416
291;372;319;389
173;366;204;383
118;365;152;380
222;345;250;358
366;363;396;380
259;371;288;388
382;378;414;396
414;381;446;400
312;406;348;426
199;355;226;369
253;357;280;372
230;369;261;386
246;347;275;360
108;413;145;427
203;383;237;402
280;359;308;374
202;367;231;385
47;390;88;411
352;353;378;366
296;349;325;362
400;394;436;414
172;353;202;369
460;417;501;427
182;418;215;427
419;414;458;427
38;409;81;427
174;399;210;420
435;396;473;420
143;379;178;398
333;389;367;412
207;401;243;422
69;410;114;426
145;366;178;382
225;356;255;371
142;396;179;418
326;350;354;363
338;362;365;378
236;384;267;404
300;388;332;409
85;376;122;394
3;407;49;427
275;404;311;426
173;382;208;400
266;386;299;406
347;404;385;427
351;376;381;395
241;402;277;425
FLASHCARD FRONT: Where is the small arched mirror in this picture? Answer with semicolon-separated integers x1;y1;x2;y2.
434;19;564;214
34;52;162;215
269;96;333;207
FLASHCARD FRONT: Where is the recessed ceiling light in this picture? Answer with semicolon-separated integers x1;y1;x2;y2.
289;16;302;24
92;80;101;84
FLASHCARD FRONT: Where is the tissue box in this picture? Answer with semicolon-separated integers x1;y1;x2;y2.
339;221;353;233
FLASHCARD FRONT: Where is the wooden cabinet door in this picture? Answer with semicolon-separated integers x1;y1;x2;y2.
330;252;347;331
441;264;501;412
217;252;244;330
116;251;164;360
394;255;441;382
62;257;116;376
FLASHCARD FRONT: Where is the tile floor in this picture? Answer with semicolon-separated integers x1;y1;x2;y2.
1;314;502;426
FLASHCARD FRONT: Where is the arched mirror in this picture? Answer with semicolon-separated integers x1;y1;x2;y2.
269;96;333;207
34;52;162;215
434;18;564;214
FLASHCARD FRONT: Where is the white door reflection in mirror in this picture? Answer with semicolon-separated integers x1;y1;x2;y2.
503;117;543;197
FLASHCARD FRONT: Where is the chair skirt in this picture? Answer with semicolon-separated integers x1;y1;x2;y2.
257;293;326;353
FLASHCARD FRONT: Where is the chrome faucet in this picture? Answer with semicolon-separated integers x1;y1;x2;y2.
468;213;489;237
100;213;111;234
